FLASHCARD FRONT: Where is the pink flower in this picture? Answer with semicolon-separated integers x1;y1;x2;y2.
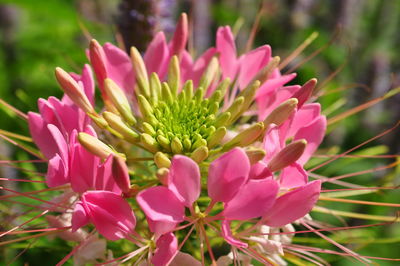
71;191;136;241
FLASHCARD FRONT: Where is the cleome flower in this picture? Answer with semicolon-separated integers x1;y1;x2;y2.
17;12;348;265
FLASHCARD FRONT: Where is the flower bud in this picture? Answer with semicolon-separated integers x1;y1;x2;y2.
293;78;317;108
111;155;131;194
171;137;183;154
137;94;154;118
103;111;140;143
104;79;136;125
223;122;264;150
55;67;94;114
263;98;298;127
89;39;107;89
156;167;170;186
246;148;266;164
170;13;188;56
78;133;116;159
130;46;150;97
191;145;209;163
168;55;180;96
154;152;171;168
267;139;307;172
252;56;280;84
149;72;162;103
140;133;159;153
207;127;227;148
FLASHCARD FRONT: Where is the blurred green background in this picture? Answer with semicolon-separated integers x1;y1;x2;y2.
0;0;399;265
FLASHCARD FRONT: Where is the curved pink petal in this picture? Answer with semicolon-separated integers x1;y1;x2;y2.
191;47;217;87
152;233;178;266
221;220;248;248
168;155;200;207
169;13;188;56
96;155;121;193
263;180;321;227
70;143;100;193
287;103;321;138
170;252;201;266
147;217;179;238
47;96;83;135
237;45;271;89
249;161;272;180
71;202;90;232
208;148;250;203
255;74;297;120
294;116;327;165
28;112;57;159
144;31;169;78
137;186;185;226
46;153;69;187
217;26;238;80
82;191;136;240
279;163;308;188
179;50;194;87
103;42;135;96
47;124;68;162
223;178;278;220
263;124;282;163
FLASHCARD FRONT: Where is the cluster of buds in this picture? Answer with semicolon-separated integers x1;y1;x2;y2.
27;13;327;265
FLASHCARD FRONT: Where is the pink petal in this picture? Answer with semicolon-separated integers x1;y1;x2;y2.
255;74;297;120
263;124;282;163
46;153;69;187
70;143;100;193
144;31;169;78
279;163;308;188
191;47;217;87
137;186;185;227
82;191;136;240
47;96;83;135
179;50;194;87
103;43;135;96
263;180;321;227
249;161;272;180
237;45;271;89
146;217;179;238
28;112;58;159
69;64;95;105
287;103;321;138
294;116;327;165
47;124;68;161
170;252;201;266
96;155;121;193
208;148;250;203
223;179;278;220
217;26;238;80
71;202;90;232
152;233;178;266
221;220;248;248
168;155;200;207
169;13;188;56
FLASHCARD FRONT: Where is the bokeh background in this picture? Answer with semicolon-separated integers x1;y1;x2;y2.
0;0;399;265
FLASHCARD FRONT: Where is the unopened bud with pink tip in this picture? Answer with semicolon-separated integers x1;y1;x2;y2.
55;67;95;114
267;139;307;172
111;155;131;194
293;78;317;108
